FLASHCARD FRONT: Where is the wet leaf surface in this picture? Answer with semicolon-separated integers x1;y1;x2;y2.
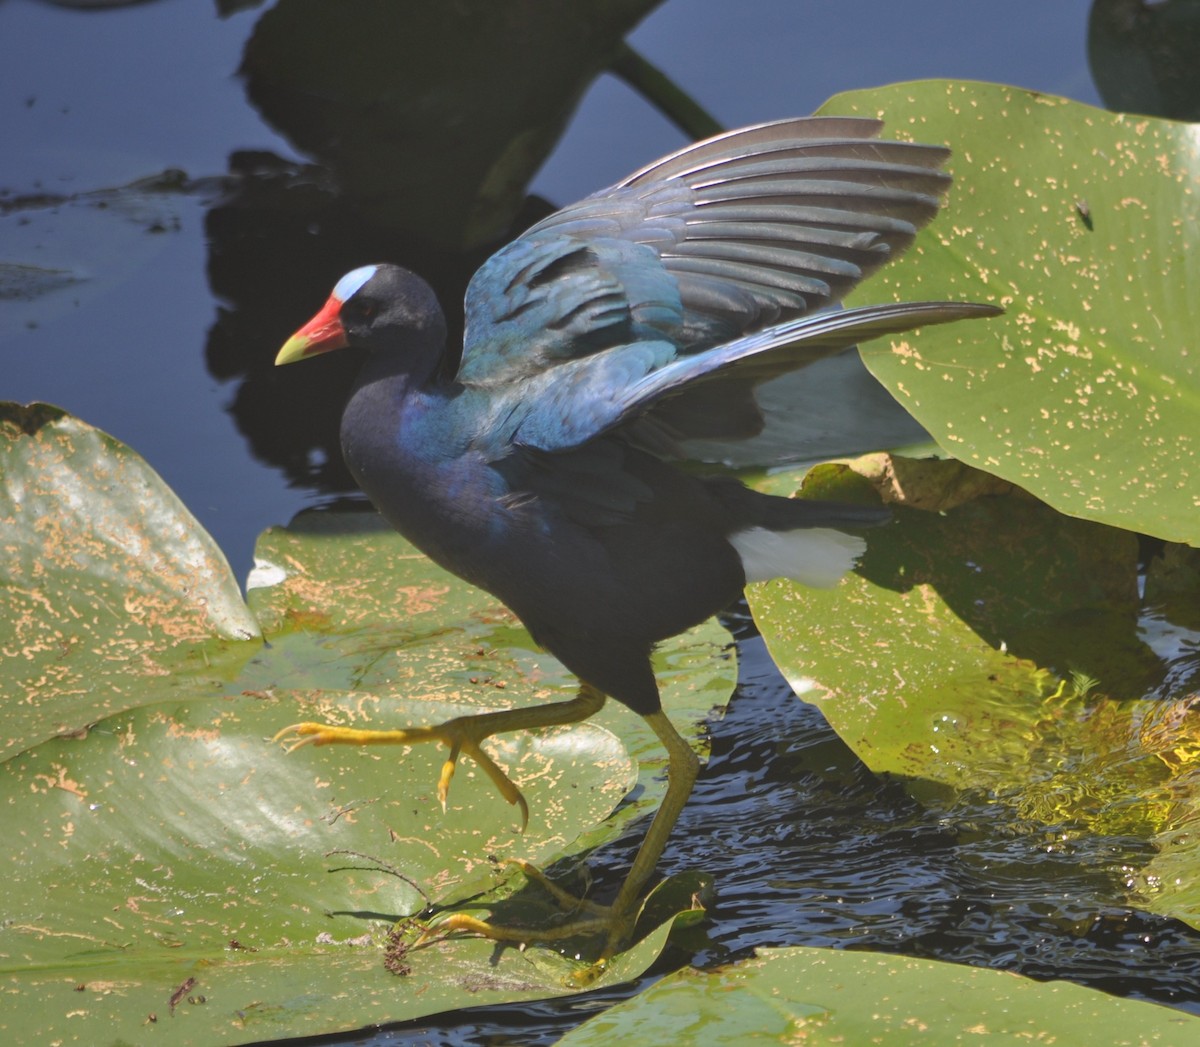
0;402;261;762
1;690;704;1044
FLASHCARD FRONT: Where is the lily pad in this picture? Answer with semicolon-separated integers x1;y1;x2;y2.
0;690;707;1045
557;946;1200;1045
0;406;734;1041
0;402;261;761
819;80;1200;546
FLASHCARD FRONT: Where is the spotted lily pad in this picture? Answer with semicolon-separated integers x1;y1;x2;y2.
0;403;261;761
819;80;1200;545
0;405;732;1042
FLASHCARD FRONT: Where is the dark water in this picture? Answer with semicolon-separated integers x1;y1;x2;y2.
7;2;1199;1044
4;0;1102;582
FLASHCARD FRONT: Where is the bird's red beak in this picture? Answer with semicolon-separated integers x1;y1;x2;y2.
275;294;349;365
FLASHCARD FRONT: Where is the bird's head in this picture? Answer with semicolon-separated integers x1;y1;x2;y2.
275;264;448;376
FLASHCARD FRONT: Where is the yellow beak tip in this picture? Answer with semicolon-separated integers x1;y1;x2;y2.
274;336;310;366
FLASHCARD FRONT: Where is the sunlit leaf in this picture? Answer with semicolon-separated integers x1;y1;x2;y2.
0;691;709;1044
819;81;1200;545
0;402;261;762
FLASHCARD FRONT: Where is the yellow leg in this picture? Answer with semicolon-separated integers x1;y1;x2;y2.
435;708;701;961
273;683;606;830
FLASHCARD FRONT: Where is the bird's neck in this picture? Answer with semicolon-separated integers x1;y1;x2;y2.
341;354;484;503
339;360;508;581
341;357;459;482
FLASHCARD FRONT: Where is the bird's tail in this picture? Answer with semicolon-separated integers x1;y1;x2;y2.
714;480;889;588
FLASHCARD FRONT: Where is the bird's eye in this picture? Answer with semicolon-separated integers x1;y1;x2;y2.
346;298;378;323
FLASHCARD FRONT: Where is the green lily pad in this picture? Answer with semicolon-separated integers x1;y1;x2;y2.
0;691;705;1045
818;81;1200;546
0;402;261;762
0;406;735;1041
557;946;1200;1045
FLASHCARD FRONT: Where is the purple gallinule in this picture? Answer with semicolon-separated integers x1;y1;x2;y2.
273;117;1000;958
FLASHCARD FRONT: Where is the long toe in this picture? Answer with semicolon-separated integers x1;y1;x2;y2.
435;904;629;948
271;715;530;818
503;859;608;916
271;722;348;752
428;857;639;954
429;903;637;987
449;738;529;826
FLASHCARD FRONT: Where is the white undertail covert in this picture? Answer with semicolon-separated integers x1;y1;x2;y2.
730;526;866;589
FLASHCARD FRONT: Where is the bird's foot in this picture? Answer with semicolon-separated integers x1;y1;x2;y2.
413;864;713;987
412;858;635;985
503;859;608;917
271;718;529;828
425;904;634;987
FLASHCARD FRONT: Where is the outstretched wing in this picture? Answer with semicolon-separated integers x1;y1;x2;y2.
458;116;952;388
506;300;1001;454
